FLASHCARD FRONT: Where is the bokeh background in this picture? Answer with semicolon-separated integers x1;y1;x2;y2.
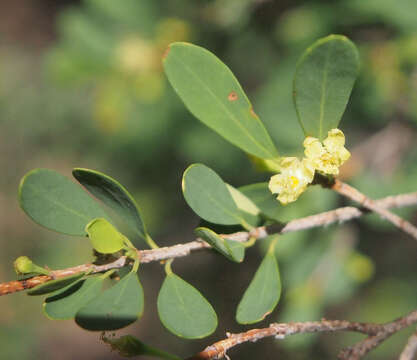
0;1;416;359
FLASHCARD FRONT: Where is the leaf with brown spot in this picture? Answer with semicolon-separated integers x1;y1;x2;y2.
163;42;279;159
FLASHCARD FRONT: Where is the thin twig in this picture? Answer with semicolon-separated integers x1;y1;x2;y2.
1;191;416;296
332;180;417;241
338;311;417;360
399;328;417;360
186;310;417;360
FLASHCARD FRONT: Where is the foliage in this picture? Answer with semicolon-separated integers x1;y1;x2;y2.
1;1;417;359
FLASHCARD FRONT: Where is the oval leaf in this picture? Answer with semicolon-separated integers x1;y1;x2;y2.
157;273;217;339
102;335;181;360
182;164;243;225
293;35;359;140
163;42;279;160
236;245;281;324
43;276;104;320
76;272;144;331
195;227;245;263
73;168;148;244
85;218;125;254
19;169;110;236
28;272;85;296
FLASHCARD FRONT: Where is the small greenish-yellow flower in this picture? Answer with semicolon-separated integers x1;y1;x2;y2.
268;157;315;205
303;129;350;175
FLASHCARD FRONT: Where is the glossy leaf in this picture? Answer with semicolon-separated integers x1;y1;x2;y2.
164;42;279;159
182;164;243;225
236;242;281;324
19;169;110;236
85;218;125;254
293;35;359;140
76;272;144;331
43;276;104;320
73;168;148;243
102;335;181;360
28;272;85;296
195;227;245;263
157;272;217;339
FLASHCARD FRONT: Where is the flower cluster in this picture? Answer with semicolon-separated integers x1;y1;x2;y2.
269;129;350;205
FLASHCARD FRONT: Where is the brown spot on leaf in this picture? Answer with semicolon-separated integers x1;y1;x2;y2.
228;91;238;101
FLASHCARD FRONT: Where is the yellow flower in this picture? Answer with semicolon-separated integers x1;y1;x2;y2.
268;157;315;205
303;129;350;175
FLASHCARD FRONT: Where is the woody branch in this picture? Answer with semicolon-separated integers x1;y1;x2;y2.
0;190;416;296
186;310;417;360
331;179;417;241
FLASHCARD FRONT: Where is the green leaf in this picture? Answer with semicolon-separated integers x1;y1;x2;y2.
226;184;261;227
157;272;217;339
72;168;148;244
182;164;244;226
28;273;85;296
102;335;181;360
43;276;104;320
19;169;110;236
163;42;279;160
293;35;359;140
85;218;125;254
195;227;245;263
239;182;283;222
236;241;281;324
76;272;144;331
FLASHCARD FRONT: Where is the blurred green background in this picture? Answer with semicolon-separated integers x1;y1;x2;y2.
0;0;416;359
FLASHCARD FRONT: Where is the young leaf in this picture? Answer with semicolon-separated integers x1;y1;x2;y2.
182;164;243;225
28;272;85;296
43;276;104;320
72;168;148;245
293;35;359;140
102;334;181;360
76;272;144;331
19;169;110;236
85;218;125;254
236;240;281;324
195;227;245;263
157;272;217;339
163;42;279;160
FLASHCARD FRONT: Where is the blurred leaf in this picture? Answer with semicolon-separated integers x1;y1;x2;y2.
182;164;244;226
157;272;217;339
28;273;85;296
254;58;304;152
85;218;125;254
19;169;110;236
236;240;281;324
102;334;181;360
43;277;104;320
294;35;359;139
86;0;157;33
73;168;148;245
195;227;245;263
348;0;417;32
238;182;283;222
226;184;261;227
163;42;279;159
76;272;144;331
